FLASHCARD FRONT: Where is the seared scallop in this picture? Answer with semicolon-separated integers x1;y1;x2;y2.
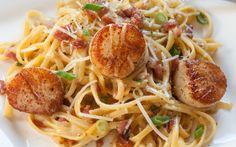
6;67;64;115
89;23;146;78
173;60;227;108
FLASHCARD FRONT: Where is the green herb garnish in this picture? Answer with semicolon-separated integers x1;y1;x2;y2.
16;62;23;66
83;29;90;36
155;12;168;25
100;95;109;103
150;105;159;112
196;12;208;25
56;71;77;80
151;115;170;127
169;45;181;56
84;3;103;12
194;124;204;138
135;79;142;83
96;120;109;132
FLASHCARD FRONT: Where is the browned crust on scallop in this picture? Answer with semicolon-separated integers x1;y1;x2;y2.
185;60;227;104
6;68;64;115
89;23;146;78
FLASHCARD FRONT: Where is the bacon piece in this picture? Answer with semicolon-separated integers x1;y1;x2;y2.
64;139;76;146
5;51;17;61
162;21;178;32
116;136;133;147
80;105;91;114
116;7;143;28
101;15;114;25
56;117;68;123
116;10;127;18
96;139;104;147
32;119;46;128
98;7;109;17
71;38;86;49
122;7;136;17
171;58;179;73
153;64;164;80
116;120;128;134
53;24;73;41
131;13;143;28
0;80;6;95
85;10;98;20
167;119;175;132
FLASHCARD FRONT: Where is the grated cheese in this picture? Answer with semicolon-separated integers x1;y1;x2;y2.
54;26;77;39
63;56;90;72
162;55;179;63
79;113;113;122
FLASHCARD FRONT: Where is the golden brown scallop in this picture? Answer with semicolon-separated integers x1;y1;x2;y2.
173;60;227;108
6;67;64;115
89;23;146;78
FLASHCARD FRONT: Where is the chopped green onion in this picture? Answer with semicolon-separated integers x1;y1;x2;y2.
150;105;159;112
194;124;204;139
84;3;103;12
100;95;109;103
155;12;168;25
135;79;142;83
169;45;181;56
55;71;77;80
196;12;208;25
16;62;23;66
83;29;90;36
96;120;109;133
151;115;170;127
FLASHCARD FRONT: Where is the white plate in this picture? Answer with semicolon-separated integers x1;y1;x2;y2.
0;0;236;147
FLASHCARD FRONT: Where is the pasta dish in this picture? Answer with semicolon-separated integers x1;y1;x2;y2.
0;0;232;147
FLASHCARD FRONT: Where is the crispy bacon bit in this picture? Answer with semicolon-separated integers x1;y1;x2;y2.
117;7;143;28
85;10;98;20
81;105;91;114
32;119;46;128
53;24;73;41
96;139;104;147
98;7;109;17
167;119;175;132
122;7;136;17
116;136;133;147
116;120;128;134
0;80;6;95
153;64;165;80
116;10;126;18
71;38;86;49
101;15;114;25
131;13;143;28
5;51;17;61
64;139;76;146
56;117;68;123
171;58;179;73
163;21;178;32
